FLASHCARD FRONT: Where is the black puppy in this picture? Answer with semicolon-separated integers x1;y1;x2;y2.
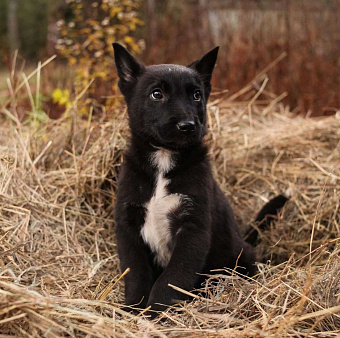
113;43;287;316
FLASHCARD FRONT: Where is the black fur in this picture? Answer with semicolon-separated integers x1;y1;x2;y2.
112;43;287;317
244;194;289;245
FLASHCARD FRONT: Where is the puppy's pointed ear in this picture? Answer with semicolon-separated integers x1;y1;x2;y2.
188;46;219;86
112;42;144;84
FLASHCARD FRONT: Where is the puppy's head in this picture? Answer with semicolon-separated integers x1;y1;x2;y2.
113;43;219;149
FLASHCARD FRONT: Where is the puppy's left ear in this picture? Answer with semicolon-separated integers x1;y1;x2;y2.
188;46;219;98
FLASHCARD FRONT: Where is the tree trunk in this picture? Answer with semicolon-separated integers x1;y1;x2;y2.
7;0;20;55
144;0;157;60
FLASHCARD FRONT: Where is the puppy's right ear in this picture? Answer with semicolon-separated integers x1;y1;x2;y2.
112;43;144;85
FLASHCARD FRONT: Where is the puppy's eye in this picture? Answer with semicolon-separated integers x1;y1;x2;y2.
193;90;201;101
151;89;163;100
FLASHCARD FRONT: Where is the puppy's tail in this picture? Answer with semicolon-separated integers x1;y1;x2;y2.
244;194;289;246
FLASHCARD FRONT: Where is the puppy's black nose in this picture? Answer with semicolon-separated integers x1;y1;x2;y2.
177;121;196;133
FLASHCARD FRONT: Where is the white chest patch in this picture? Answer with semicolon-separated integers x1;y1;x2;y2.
140;149;184;267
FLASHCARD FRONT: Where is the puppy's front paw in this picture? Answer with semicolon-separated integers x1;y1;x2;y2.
143;306;162;320
119;305;141;316
145;286;177;318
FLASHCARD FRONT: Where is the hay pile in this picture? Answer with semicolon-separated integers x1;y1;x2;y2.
1;87;339;336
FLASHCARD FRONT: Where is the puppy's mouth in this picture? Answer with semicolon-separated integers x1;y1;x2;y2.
153;125;205;149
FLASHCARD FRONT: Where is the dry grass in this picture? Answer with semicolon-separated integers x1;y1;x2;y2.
0;62;340;336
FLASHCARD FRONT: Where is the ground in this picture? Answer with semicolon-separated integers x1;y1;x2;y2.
0;84;340;336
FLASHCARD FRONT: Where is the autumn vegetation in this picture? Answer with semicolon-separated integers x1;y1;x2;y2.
0;0;339;336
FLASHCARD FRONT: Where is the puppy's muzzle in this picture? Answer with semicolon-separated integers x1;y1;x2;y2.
176;121;196;133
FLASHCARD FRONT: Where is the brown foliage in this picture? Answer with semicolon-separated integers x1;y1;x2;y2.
144;0;340;116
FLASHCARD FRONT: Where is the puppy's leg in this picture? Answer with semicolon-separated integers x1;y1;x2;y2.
146;224;210;316
116;205;155;308
117;226;155;308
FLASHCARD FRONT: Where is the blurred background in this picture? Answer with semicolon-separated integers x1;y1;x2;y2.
0;0;339;119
